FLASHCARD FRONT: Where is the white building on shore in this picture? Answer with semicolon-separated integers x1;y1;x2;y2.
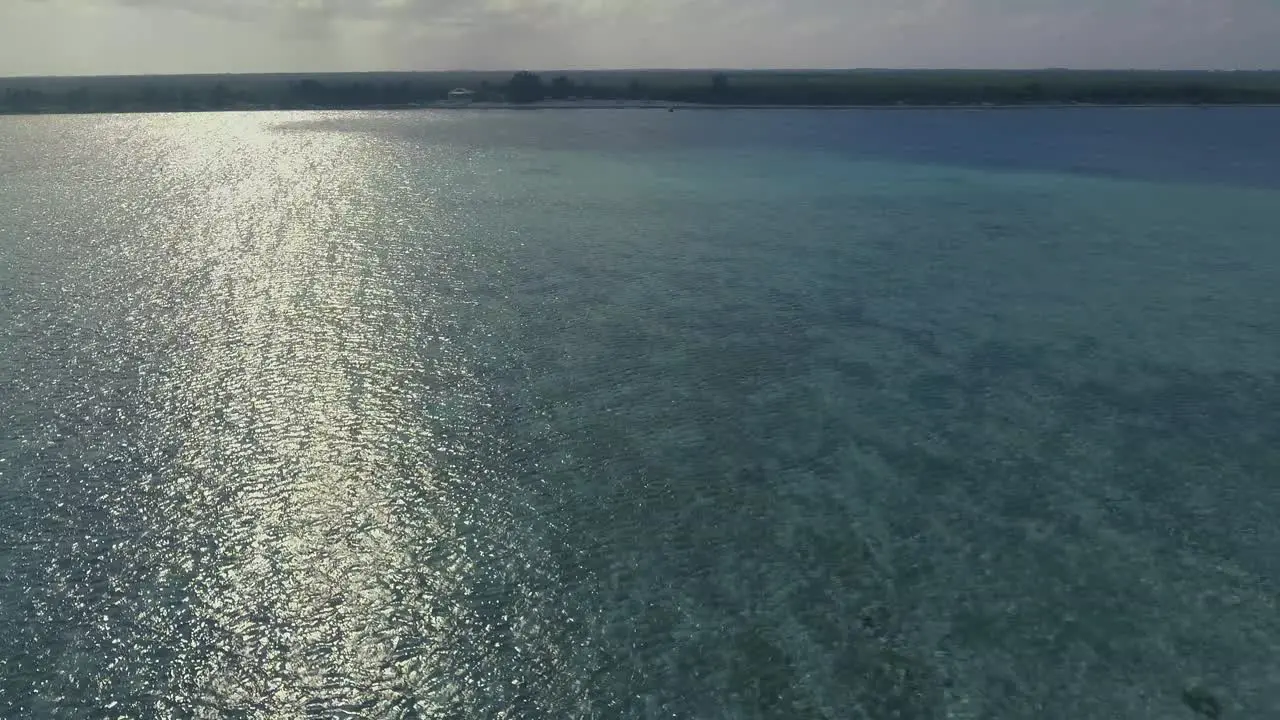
446;88;476;105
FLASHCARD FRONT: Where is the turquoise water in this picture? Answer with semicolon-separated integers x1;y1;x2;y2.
2;109;1279;718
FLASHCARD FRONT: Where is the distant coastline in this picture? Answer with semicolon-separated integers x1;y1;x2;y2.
4;100;1278;117
4;69;1280;116
433;100;1280;111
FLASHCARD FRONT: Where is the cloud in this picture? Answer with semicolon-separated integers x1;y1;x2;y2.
2;0;1279;75
110;0;603;26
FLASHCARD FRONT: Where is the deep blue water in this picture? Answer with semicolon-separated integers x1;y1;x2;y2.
309;106;1280;188
2;108;1279;718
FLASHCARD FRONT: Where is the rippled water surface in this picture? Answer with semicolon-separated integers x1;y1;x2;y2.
2;109;1280;718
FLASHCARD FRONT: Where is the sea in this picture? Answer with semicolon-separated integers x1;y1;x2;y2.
1;108;1279;719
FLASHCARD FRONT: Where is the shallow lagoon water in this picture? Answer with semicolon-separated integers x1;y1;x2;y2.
2;108;1279;718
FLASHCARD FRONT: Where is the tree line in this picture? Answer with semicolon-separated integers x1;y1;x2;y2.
4;71;1280;114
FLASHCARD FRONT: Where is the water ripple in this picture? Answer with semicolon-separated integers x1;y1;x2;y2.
4;111;1280;719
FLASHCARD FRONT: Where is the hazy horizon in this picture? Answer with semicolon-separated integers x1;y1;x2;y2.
3;0;1279;77
4;67;1279;82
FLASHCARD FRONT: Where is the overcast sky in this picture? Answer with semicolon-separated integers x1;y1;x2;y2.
2;0;1278;76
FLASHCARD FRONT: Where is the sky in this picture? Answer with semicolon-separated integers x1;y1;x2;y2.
1;0;1278;76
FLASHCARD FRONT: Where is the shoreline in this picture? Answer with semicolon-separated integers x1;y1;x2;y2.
442;100;1280;110
7;70;1280;117
4;100;1280;117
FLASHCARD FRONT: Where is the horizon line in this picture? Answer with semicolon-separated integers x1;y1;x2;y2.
4;67;1279;81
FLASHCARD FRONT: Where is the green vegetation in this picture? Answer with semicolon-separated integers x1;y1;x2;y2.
3;69;1280;114
505;71;546;103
